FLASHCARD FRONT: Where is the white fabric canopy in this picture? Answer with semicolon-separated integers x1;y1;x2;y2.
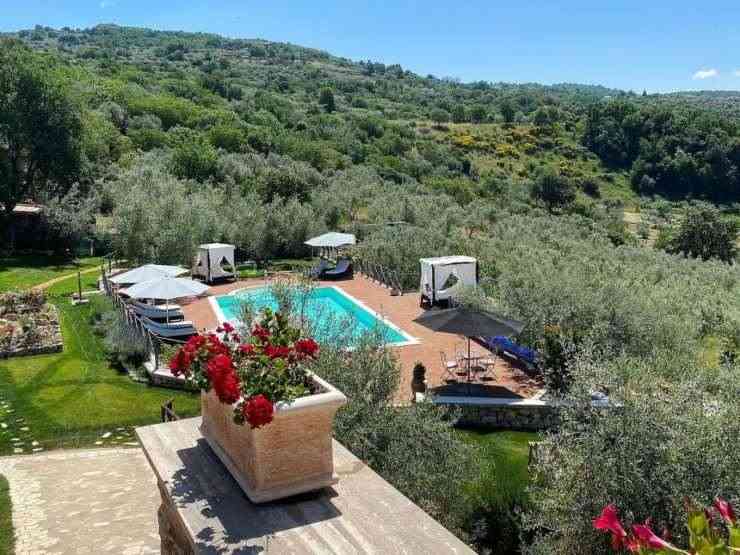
305;232;356;248
419;256;478;304
125;277;209;301
193;243;236;283
109;264;188;285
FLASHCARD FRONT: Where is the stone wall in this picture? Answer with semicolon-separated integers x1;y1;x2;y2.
438;399;559;431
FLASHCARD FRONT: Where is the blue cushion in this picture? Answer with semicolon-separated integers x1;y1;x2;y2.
483;336;538;365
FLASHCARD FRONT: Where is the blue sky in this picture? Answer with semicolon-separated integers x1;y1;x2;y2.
2;0;739;93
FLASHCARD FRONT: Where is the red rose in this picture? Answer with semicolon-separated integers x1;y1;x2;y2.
206;354;240;404
222;322;235;334
294;338;319;359
265;344;291;360
238;343;255;356
242;394;274;429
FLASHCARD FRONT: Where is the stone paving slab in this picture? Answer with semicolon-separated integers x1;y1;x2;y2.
0;448;159;554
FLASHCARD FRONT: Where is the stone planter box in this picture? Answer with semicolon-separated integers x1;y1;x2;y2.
200;372;347;503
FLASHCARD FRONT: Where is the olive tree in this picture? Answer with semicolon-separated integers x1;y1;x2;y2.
523;354;740;554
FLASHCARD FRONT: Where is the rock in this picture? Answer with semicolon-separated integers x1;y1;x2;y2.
94;441;103;446
20;426;29;431
101;432;112;439
32;447;43;452
0;423;6;429
31;440;39;446
13;448;23;454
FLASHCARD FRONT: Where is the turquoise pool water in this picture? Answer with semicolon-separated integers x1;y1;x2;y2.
213;286;409;346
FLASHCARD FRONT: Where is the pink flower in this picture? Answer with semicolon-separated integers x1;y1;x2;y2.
222;322;235;334
714;498;736;525
593;505;627;550
632;523;679;551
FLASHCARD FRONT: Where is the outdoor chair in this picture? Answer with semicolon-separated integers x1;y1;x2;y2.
482;336;539;370
323;258;353;280
307;258;331;280
440;351;459;382
140;316;197;338
130;300;184;321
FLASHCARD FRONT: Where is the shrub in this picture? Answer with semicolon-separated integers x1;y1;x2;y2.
530;170;577;212
523;356;740;554
667;204;738;263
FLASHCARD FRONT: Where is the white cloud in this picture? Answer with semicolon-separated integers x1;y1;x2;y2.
692;68;719;80
734;69;740;77
100;0;117;7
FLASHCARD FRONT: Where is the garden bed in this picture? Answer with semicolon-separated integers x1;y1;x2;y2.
0;291;63;358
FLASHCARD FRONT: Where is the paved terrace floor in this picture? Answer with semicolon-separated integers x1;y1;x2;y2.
180;275;542;402
0;448;159;554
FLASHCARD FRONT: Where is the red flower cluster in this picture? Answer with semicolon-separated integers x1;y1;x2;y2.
294;338;319;359
593;501;740;553
167;310;320;430
265;344;292;360
206;354;240;404
169;348;194;376
252;324;271;342
242;394;274;429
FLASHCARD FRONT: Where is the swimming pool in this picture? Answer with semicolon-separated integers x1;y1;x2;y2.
210;286;415;347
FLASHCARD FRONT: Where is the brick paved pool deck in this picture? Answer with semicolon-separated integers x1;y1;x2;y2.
180;275;542;402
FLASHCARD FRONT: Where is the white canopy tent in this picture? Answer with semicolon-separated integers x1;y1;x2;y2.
419;256;479;305
304;232;356;249
109;264;188;285
192;243;236;283
305;232;356;261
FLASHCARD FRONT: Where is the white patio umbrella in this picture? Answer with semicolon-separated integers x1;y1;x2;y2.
126;277;210;323
109;264;188;285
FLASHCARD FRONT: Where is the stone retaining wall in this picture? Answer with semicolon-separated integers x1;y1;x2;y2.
435;397;558;431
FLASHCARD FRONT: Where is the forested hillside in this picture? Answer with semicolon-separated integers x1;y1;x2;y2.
3;24;740;554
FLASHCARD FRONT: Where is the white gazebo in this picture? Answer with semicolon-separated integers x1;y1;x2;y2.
192;243;236;283
305;232;356;260
419;256;479;306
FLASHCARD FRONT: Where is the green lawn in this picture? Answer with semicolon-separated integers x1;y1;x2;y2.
0;295;200;454
458;429;539;553
459;429;538;508
45;270;101;298
0;475;12;555
0;254;102;292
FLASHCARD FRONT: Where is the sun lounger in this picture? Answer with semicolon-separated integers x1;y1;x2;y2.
140;316;197;338
130;300;184;321
307;258;331;279
323;259;353;279
482;336;539;369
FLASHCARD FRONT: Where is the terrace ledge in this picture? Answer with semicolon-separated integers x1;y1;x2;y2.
136;416;474;554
